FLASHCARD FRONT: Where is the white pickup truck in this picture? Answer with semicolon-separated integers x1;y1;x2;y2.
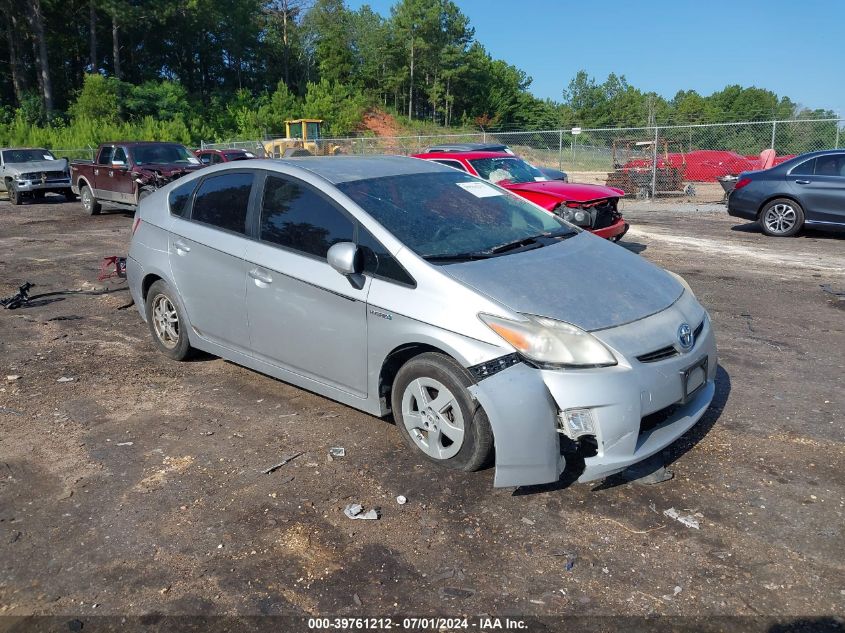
1;147;74;205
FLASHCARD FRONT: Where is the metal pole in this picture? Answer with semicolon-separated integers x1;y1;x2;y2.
558;130;563;171
651;126;658;200
571;138;575;170
770;120;777;150
836;120;841;149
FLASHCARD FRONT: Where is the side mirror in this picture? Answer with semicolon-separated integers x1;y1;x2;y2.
327;242;360;276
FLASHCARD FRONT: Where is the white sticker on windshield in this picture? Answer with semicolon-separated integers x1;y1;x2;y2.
534;176;548;181
44;154;55;160
187;156;201;164
457;181;502;198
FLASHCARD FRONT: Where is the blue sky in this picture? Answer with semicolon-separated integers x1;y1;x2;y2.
347;0;844;116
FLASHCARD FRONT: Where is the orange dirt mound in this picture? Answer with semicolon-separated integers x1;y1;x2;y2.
360;109;404;137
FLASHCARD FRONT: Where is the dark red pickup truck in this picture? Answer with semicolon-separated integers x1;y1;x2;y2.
70;141;203;215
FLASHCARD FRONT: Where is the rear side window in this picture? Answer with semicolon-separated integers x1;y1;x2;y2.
358;227;415;286
791;159;815;176
191;172;254;234
260;175;354;258
168;179;196;217
97;147;114;165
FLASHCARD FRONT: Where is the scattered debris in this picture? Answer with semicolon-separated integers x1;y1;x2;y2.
1;282;34;309
429;568;455;582
521;517;535;526
262;451;304;474
116;442;134;447
439;586;475;599
329;447;346;458
231;432;244;438
663;507;701;529
344;503;379;520
599;517;666;534
620;455;674;485
662;585;683;601
97;256;127;281
6;375;21;381
396;495;407;505
0;407;23;416
56;377;75;383
278;413;298;418
352;593;362;606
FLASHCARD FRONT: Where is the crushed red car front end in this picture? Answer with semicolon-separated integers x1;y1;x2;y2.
552;197;629;241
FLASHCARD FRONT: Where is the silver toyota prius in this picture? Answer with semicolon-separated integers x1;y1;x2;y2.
127;156;717;488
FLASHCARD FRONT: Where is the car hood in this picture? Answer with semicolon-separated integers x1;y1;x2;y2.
503;180;624;202
6;158;68;172
441;232;683;331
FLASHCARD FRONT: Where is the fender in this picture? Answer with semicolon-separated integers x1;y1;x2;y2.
468;362;564;487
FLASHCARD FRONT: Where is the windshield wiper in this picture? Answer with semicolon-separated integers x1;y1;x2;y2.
488;229;576;254
423;251;493;262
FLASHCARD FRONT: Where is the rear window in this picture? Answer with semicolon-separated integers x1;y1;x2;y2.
191;172;254;234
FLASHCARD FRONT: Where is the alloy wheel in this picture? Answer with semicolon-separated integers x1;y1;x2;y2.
151;294;179;349
763;203;797;235
401;377;465;460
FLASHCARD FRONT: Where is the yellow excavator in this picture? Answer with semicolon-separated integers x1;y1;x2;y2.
262;119;342;157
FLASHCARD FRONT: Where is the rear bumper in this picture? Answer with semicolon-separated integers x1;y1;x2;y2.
727;188;759;220
591;217;629;240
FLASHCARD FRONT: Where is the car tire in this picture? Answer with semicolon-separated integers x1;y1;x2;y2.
9;183;23;205
392;352;493;472
144;280;193;361
760;198;804;237
81;185;101;215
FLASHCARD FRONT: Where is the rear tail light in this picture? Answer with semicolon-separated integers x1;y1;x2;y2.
131;217;141;235
734;177;752;190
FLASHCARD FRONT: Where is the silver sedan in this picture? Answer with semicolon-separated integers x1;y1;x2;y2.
127;156;717;487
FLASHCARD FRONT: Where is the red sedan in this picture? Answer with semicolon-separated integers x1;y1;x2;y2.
194;148;256;165
412;151;629;241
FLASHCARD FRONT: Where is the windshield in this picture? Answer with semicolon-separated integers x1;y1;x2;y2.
132;144;197;166
337;171;576;260
3;149;57;163
469;157;546;185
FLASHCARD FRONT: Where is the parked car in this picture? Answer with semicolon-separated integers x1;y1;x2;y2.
1;147;73;204
127;157;716;488
195;148;257;165
413;150;628;240
71;142;203;215
728;149;845;236
426;142;568;181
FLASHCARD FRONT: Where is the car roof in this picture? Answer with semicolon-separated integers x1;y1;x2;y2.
1;147;52;152
414;151;520;160
271;155;450;184
428;142;509;151
104;141;186;146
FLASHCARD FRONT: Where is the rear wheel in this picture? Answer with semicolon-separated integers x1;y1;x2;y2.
391;352;493;472
81;185;101;215
760;198;804;237
144;280;192;361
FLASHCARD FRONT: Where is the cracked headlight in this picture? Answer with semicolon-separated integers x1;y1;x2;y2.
479;313;617;368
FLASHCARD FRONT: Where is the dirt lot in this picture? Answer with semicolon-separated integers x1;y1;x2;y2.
1;196;843;630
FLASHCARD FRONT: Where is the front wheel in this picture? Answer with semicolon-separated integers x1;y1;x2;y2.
9;183;23;205
81;185;101;215
391;352;493;472
760;198;804;237
144;280;193;361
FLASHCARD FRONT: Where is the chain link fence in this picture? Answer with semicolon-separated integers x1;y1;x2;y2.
202;118;842;201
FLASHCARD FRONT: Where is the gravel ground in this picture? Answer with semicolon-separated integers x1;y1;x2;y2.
1;196;843;630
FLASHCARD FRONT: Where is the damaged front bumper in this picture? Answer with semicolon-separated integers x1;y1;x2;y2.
469;302;718;488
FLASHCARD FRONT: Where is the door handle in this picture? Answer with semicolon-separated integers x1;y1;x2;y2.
174;239;191;254
795;180;811;185
249;268;273;285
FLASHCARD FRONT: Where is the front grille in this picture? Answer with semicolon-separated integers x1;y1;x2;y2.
636;345;678;363
636;318;706;364
592;200;619;229
43;170;66;179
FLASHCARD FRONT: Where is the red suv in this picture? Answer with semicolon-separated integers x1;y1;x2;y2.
413;151;628;241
